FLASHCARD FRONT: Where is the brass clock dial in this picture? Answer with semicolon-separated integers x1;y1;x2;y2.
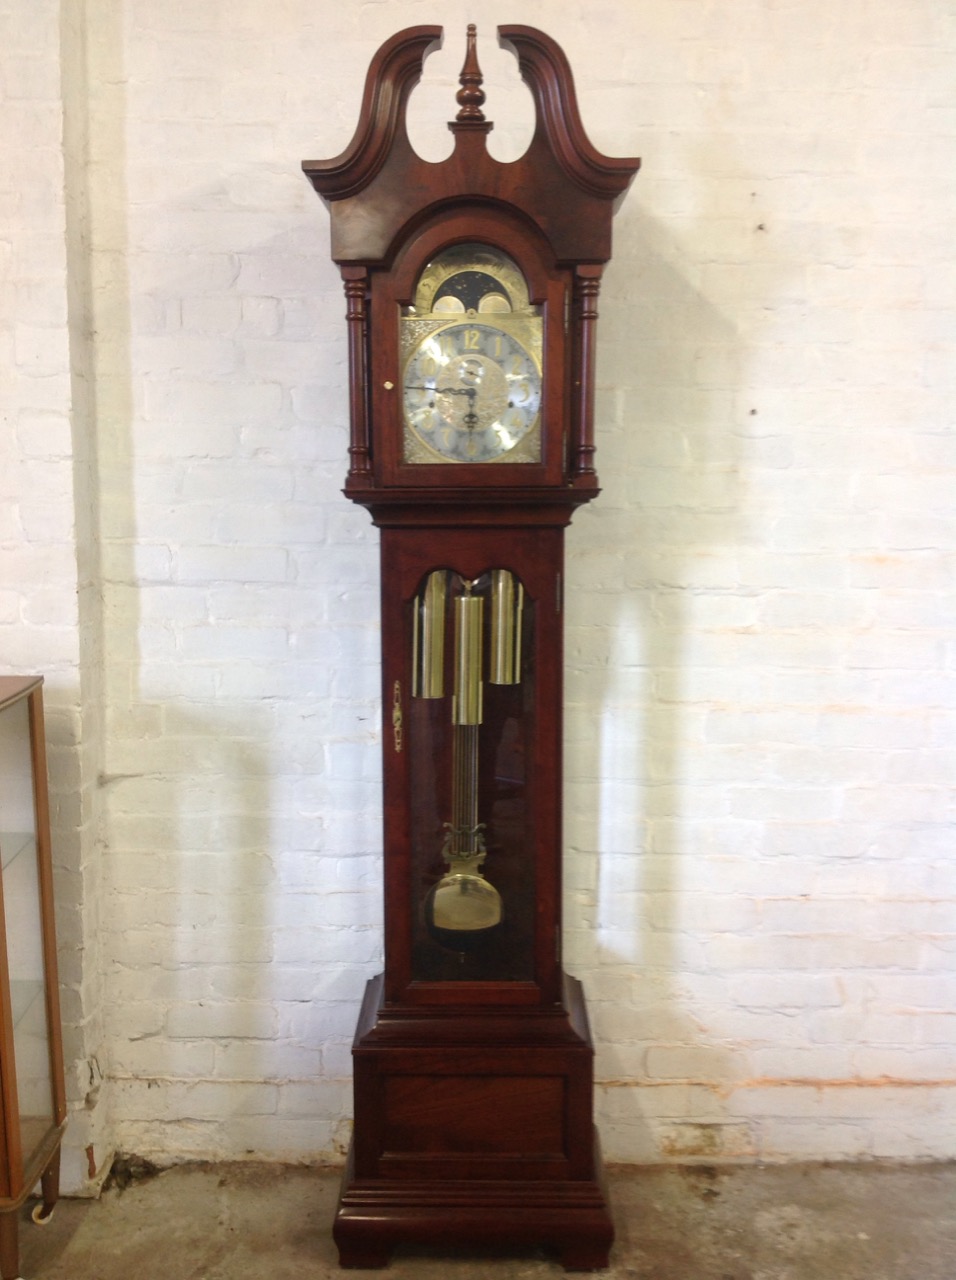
401;242;543;465
403;323;541;463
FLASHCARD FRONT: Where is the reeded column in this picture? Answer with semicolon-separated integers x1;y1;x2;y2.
342;266;371;482
571;265;603;480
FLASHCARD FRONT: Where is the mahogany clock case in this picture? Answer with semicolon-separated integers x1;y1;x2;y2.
304;23;639;1270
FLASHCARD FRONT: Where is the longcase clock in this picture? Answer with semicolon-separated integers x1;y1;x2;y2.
304;24;638;1270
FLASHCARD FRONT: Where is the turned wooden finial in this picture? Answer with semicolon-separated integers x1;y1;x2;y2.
455;24;486;122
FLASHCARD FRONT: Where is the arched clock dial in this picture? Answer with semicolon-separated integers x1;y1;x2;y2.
403;322;542;462
401;240;543;465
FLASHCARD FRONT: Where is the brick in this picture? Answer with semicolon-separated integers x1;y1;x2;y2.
180;461;295;503
110;1040;217;1080
757;1120;874;1161
173;545;288;583
166;1001;278;1041
645;1045;743;1084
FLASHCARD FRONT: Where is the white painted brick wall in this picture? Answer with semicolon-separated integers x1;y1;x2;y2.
0;0;113;1194
2;0;954;1176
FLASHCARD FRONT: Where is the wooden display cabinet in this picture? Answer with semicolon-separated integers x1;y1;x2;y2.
0;677;66;1280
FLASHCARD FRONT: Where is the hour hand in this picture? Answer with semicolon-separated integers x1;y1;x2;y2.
440;385;478;428
405;385;471;397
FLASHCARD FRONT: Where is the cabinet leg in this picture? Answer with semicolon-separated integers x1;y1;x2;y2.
0;1209;19;1280
559;1241;612;1272
37;1146;61;1220
336;1241;392;1268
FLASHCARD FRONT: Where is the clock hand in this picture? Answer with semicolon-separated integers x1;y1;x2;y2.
462;386;479;430
405;384;474;396
427;383;480;428
407;384;481;429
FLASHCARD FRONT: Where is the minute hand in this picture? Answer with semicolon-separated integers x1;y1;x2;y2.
405;385;475;396
406;384;479;431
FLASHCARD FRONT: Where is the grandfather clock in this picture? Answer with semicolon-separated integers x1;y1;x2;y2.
304;25;638;1270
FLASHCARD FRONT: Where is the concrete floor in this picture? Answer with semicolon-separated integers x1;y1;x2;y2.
13;1160;956;1280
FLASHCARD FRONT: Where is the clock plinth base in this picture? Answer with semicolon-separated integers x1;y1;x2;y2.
333;1138;614;1271
333;972;614;1272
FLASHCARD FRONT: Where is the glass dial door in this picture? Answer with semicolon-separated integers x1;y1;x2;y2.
401;243;543;466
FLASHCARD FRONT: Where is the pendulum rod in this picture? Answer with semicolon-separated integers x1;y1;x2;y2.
450;723;481;856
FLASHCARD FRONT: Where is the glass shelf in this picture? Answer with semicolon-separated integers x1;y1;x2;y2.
1;831;34;873
10;978;44;1031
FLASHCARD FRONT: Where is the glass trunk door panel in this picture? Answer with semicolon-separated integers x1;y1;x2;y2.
0;696;55;1173
408;569;536;982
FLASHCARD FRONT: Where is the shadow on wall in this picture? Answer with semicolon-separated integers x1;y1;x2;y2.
567;203;757;1162
101;703;281;1157
57;5;285;1174
65;5;380;1170
53;0;131;1192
